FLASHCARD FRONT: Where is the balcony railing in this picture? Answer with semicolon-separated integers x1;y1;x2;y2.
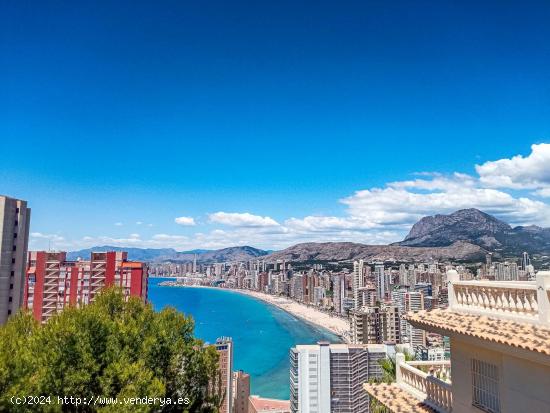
448;270;550;326
395;353;452;413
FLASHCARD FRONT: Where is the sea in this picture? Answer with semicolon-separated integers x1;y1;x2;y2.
147;277;341;399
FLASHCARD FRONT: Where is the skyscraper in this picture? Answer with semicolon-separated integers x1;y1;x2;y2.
213;337;234;413
374;265;390;302
522;251;531;271
352;260;364;309
290;342;387;413
0;195;31;325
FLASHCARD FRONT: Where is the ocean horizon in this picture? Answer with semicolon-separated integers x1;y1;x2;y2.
147;277;341;399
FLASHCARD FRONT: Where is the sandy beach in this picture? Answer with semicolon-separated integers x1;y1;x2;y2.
230;289;350;342
159;282;351;341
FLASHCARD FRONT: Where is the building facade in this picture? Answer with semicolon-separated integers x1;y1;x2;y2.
213;337;234;413
232;370;250;413
0;195;31;325
365;270;550;413
24;250;148;323
290;342;387;413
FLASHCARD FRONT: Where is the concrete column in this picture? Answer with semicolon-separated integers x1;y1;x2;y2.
395;352;405;385
446;270;459;311
536;271;550;325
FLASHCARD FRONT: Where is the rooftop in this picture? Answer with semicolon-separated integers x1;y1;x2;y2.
249;396;290;413
406;308;550;357
363;383;437;413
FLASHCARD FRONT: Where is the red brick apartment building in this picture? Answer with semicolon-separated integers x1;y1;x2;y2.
25;251;148;323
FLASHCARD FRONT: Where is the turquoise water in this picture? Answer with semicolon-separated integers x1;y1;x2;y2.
147;278;341;399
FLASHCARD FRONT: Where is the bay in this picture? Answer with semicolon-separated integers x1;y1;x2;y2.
147;277;341;399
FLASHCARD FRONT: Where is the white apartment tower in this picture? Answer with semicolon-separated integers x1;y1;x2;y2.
290;342;387;413
353;260;365;309
0;195;31;325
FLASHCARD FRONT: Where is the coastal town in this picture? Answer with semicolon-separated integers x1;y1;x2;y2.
3;193;550;412
4;1;550;411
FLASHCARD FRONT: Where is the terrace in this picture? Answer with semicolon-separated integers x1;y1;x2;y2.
364;271;550;413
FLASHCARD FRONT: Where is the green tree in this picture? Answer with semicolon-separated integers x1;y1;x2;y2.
0;288;221;413
368;352;415;412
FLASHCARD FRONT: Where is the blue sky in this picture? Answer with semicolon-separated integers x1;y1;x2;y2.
1;1;550;251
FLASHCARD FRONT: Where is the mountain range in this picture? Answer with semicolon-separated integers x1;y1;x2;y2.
68;209;550;263
394;208;550;255
67;245;269;263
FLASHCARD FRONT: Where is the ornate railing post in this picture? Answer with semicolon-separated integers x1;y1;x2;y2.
536;271;550;325
447;270;460;311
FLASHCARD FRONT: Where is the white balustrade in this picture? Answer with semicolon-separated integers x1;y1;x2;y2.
447;270;550;326
396;355;453;413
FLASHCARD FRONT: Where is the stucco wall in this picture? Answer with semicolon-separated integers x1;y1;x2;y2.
450;337;550;413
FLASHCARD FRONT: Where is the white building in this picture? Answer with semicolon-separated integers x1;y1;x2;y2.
290;342;388;413
353;260;365;309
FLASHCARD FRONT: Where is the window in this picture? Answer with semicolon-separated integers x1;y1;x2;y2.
471;359;500;413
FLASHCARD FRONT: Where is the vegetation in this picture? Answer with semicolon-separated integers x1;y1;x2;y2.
368;352;415;413
0;288;222;412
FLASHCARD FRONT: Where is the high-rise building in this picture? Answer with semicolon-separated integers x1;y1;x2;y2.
350;305;401;345
521;251;531;271
352;260;365;309
0;195;31;325
213;337;234;413
350;307;382;344
24;251;148;323
331;274;346;315
374;265;390;302
392;289;426;349
232;370;250;413
290;342;387;413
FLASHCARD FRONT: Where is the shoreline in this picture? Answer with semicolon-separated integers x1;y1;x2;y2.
156;281;350;342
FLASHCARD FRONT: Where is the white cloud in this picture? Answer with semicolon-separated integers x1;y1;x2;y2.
341;176;550;227
31;232;65;242
30;143;550;251
209;212;280;227
136;221;143;225
114;222;123;226
476;143;550;191
175;216;196;226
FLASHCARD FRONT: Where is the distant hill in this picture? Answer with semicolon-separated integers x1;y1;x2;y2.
67;245;269;263
394;208;550;255
67;246;179;262
67;209;550;265
264;240;487;263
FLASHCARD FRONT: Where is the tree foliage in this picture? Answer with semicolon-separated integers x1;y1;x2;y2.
0;288;221;412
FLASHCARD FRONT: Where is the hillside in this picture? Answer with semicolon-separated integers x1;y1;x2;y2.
67;245;269;263
395;208;550;255
264;240;486;263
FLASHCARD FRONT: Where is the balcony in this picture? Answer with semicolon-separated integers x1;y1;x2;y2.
396;354;452;413
447;270;550;326
365;271;550;413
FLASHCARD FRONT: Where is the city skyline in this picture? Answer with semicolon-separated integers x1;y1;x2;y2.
2;1;550;251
